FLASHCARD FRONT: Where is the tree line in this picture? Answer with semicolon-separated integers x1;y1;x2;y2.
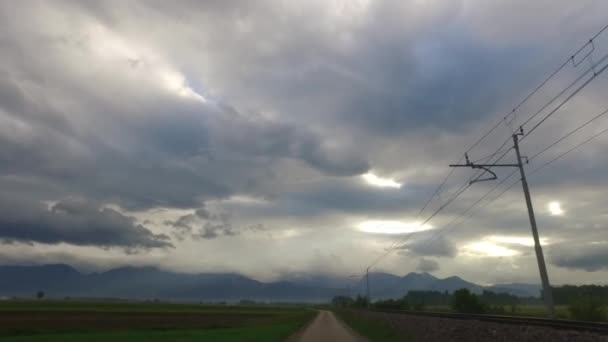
332;284;608;321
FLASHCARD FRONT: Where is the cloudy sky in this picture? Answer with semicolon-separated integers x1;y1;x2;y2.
1;0;608;286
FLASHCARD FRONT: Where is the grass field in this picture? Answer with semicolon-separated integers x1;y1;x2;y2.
335;310;412;342
0;300;315;341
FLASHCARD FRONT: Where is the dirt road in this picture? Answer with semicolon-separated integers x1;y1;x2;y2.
290;310;367;342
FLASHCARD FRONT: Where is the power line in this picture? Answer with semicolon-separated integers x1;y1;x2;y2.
418;119;608;256
418;24;608;219
421;168;519;248
519;54;608;129
359;22;608;287
464;22;608;155
529;106;608;161
530;125;608;176
471;147;513;163
417;163;459;218
453;124;608;227
523;61;608;139
366;181;472;269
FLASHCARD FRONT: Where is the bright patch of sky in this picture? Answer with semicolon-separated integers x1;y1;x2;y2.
357;220;432;234
361;173;402;188
487;235;549;247
462;241;519;257
548;201;564;216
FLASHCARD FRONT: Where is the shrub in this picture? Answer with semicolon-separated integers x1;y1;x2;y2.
374;298;409;310
451;288;485;314
569;297;607;322
354;295;369;308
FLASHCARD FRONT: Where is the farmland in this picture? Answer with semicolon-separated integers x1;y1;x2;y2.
0;300;315;341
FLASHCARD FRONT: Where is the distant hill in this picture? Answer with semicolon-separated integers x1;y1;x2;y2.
0;264;540;301
349;272;483;299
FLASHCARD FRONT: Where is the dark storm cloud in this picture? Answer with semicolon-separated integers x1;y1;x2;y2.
0;23;369;212
417;258;440;273
254;179;424;217
0;196;172;249
342;29;542;135
549;243;608;272
400;235;458;258
209;104;369;177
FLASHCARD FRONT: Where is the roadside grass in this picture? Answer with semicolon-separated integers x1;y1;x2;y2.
511;304;570;319
0;300;316;341
335;310;412;342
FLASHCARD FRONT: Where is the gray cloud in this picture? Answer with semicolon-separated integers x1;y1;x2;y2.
0;0;607;284
0;196;172;249
417;258;440;273
549;242;608;272
165;208;241;240
400;235;458;258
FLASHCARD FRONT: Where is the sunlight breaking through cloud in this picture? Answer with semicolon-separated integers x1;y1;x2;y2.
462;241;519;257
361;173;402;188
357;220;432;234
548;201;564;216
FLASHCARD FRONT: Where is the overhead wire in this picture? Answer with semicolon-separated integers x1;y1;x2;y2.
529;106;608;161
358;22;608;284
529;125;608;176
415;23;608;225
463;22;608;155
523;61;608;139
411;104;608;254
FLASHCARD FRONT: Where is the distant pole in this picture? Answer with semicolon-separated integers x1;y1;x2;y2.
366;266;371;308
512;133;556;319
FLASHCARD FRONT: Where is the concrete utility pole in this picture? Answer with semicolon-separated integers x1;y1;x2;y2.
450;128;555;318
512;133;555;318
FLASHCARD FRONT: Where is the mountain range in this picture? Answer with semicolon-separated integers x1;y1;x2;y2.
0;264;541;302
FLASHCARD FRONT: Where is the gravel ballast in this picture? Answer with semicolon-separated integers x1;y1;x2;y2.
352;311;608;342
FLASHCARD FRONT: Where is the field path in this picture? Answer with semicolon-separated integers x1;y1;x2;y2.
289;310;367;342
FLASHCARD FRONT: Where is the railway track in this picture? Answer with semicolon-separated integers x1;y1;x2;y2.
370;309;608;335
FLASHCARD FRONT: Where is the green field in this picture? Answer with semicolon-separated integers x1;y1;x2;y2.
0;300;315;341
335;310;412;342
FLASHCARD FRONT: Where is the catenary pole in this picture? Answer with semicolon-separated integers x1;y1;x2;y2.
450;128;555;318
512;132;556;318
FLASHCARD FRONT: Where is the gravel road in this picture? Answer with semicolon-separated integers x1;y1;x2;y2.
288;310;367;342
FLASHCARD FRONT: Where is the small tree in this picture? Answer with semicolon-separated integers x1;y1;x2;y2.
451;288;485;314
36;291;44;300
353;295;369;308
569;297;607;322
